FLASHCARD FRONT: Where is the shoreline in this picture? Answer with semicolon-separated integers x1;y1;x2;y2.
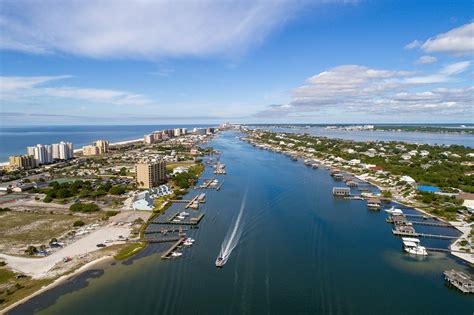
74;138;143;154
245;135;473;266
0;255;113;313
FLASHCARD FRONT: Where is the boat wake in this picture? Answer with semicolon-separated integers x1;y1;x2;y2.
216;191;247;267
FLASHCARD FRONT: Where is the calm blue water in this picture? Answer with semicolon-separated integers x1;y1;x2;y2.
0;125;214;162
263;126;474;148
8;131;473;314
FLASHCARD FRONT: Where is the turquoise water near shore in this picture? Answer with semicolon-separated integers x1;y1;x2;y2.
8;131;474;314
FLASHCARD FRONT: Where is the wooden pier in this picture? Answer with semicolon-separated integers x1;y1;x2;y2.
392;230;458;240
160;238;185;259
146;237;182;244
150;220;199;226
150;213;205;226
186;194;200;209
425;247;470;254
408;220;453;228
143;228;187;235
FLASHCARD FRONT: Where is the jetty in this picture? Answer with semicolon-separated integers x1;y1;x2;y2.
444;270;474;293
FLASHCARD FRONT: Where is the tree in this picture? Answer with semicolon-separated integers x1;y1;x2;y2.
70;203;99;213
109;186;126;195
73;220;85;227
25;245;37;255
119;167;127;176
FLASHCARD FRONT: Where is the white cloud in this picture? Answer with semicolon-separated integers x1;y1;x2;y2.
0;0;309;59
256;63;474;118
414;55;437;65
0;75;71;91
0;76;154;106
439;61;471;75
405;40;421;50
421;22;474;56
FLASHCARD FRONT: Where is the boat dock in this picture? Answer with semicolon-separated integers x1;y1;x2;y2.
444;270;474;293
386;216;453;228
185;193;206;209
146;237;182;244
392;230;458;240
143;228;187;235
425;247;470;254
161;238;185;259
216;180;224;191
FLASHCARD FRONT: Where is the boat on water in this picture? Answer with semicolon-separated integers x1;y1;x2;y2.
171;251;182;258
385;206;403;216
402;237;428;256
215;257;225;268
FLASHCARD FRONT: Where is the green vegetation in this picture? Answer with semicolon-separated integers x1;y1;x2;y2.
38;180;131;201
108;186;126;195
375;125;474;134
69;203;100;213
73;220;85;227
104;210;119;217
257;131;473;192
0;266;52;308
0;207;11;212
172;163;205;189
114;242;146;260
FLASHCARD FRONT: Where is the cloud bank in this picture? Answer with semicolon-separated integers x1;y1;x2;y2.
0;0;308;59
407;22;474;57
0;76;154;106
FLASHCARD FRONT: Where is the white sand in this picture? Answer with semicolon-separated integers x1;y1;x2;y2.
0;225;131;278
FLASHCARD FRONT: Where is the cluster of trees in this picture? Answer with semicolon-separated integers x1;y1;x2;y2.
260;132;473;192
172;164;204;189
41;180;128;203
69;203;100;213
0;207;11;212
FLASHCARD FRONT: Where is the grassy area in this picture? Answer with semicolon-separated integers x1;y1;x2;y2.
0;266;53;309
114;242;146;260
0;212;99;251
165;161;196;171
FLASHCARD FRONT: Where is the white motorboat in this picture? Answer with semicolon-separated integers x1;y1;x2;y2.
171;251;182;257
402;238;428;256
215;257;225;268
385;206;403;216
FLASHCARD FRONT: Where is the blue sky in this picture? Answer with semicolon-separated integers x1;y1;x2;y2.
0;0;473;125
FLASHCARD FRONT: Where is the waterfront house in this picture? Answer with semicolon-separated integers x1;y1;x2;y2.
332;187;351;196
132;191;154;211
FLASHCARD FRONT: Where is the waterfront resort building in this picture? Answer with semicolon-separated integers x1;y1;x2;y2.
135;160;166;189
82;145;100;156
95;140;109;154
9;155;36;170
16;141;73;169
82;139;110;156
